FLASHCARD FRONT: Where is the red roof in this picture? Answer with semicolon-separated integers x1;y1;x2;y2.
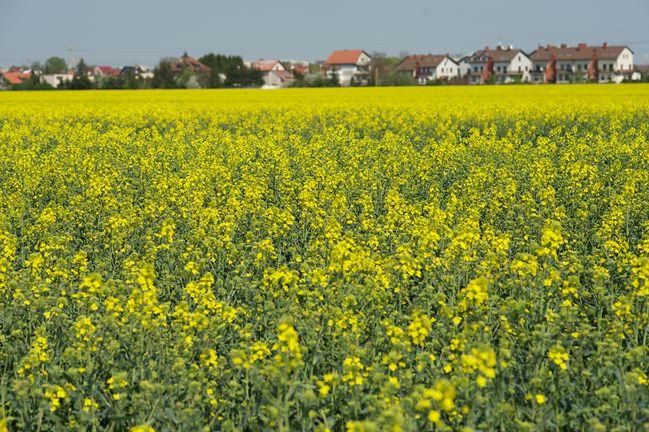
324;50;369;66
2;71;30;85
252;59;283;72
171;55;210;73
96;66;120;77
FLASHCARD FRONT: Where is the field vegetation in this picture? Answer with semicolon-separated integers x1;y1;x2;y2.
0;86;648;431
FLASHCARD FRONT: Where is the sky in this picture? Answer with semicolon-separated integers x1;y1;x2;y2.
1;0;648;67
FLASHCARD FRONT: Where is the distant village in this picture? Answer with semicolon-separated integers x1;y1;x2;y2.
2;42;648;90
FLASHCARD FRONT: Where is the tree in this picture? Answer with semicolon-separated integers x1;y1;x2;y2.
369;52;402;86
152;59;178;89
327;70;340;86
63;59;92;89
197;53;224;88
199;53;263;88
76;58;89;77
44;57;67;74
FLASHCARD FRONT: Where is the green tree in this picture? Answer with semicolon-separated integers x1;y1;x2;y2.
152;59;178;89
44;57;67;74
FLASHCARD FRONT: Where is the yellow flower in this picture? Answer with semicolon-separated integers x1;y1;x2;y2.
130;425;155;432
427;410;441;424
535;394;547;404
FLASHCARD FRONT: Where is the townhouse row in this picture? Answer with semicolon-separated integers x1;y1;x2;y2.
322;43;638;86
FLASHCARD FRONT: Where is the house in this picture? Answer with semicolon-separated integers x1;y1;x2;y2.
529;43;634;83
170;53;210;75
462;46;532;84
120;65;154;80
1;71;31;89
264;70;295;88
41;72;75;88
252;60;295;87
633;65;649;81
93;66;120;79
323;50;372;86
395;54;459;84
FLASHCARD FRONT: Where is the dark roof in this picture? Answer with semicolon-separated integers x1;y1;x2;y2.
466;46;527;63
530;43;629;62
396;54;452;71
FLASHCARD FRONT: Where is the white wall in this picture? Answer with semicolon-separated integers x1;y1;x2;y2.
436;57;459;80
509;52;533;82
41;73;74;88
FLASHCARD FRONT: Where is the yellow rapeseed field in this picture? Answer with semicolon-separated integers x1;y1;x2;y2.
0;86;648;431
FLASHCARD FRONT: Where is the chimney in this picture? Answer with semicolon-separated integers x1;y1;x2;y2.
602;42;608;49
578;43;587;50
497;45;502;51
560;43;567;49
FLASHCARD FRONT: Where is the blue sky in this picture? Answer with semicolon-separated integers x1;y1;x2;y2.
1;0;648;67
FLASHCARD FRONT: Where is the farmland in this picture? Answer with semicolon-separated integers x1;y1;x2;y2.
0;86;648;431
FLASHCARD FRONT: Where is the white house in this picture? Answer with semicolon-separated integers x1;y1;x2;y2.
264;70;295;88
530;43;634;83
462;46;532;84
41;72;74;88
323;50;372;86
252;60;295;88
395;54;459;84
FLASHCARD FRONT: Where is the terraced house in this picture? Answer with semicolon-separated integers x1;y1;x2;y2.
395;54;459;84
529;43;634;83
460;46;532;84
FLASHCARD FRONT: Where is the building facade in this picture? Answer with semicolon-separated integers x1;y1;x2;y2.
323;50;372;86
530;43;634;83
396;54;459;84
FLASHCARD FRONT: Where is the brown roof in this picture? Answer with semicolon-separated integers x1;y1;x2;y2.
467;46;525;63
530;43;628;62
2;71;30;85
396;54;450;71
252;59;283;72
171;55;210;73
324;50;369;66
270;70;294;81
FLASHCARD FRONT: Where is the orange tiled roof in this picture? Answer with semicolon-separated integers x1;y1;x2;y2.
324;50;368;66
2;71;31;85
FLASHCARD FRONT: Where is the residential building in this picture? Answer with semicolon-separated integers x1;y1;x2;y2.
93;66;120;79
170;53;210;75
633;64;649;81
530;43;634;83
41;72;74;88
395;54;459;84
252;59;295;87
264;70;295;88
120;65;154;80
462;46;532;84
1;70;31;89
323;50;372;86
